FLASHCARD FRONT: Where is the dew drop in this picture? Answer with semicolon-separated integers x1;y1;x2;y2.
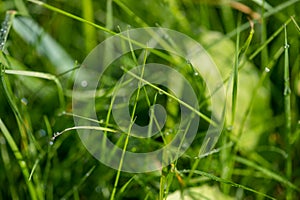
21;97;28;106
264;67;270;73
49;141;54;146
39;129;46;137
284;88;291;96
284;44;290;49
95;186;101;193
81;80;88;88
194;72;199;76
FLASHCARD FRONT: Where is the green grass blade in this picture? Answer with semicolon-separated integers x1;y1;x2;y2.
260;0;269;70
61;165;96;200
0;135;19;200
13;0;29;15
1;65;43;152
113;0;149;27
111;48;148;200
235;156;299;192
264;0;300;19
0;119;38;200
121;66;217;127
106;0;113;30
291;16;300;33
110;119;135;200
231;17;240;126
52;125;117;141
3;69;65;109
0;11;16;51
82;0;97;53
249;17;292;60
28;0;115;35
117;176;135;197
283;25;293;199
238;46;284;139
181;169;276;200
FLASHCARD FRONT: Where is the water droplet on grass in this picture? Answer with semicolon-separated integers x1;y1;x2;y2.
264;67;270;73
21;97;28;105
284;88;291;96
49;141;54;146
284;44;290;49
81;80;88;88
39;129;46;137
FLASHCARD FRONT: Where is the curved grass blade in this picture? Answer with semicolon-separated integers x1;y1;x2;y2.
0;119;38;200
181;169;276;200
3;69;65;109
52;125;117;141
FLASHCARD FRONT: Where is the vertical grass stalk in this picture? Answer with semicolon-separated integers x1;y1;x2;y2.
283;25;293;199
82;0;97;52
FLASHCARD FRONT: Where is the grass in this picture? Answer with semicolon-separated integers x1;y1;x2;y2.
0;0;300;199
